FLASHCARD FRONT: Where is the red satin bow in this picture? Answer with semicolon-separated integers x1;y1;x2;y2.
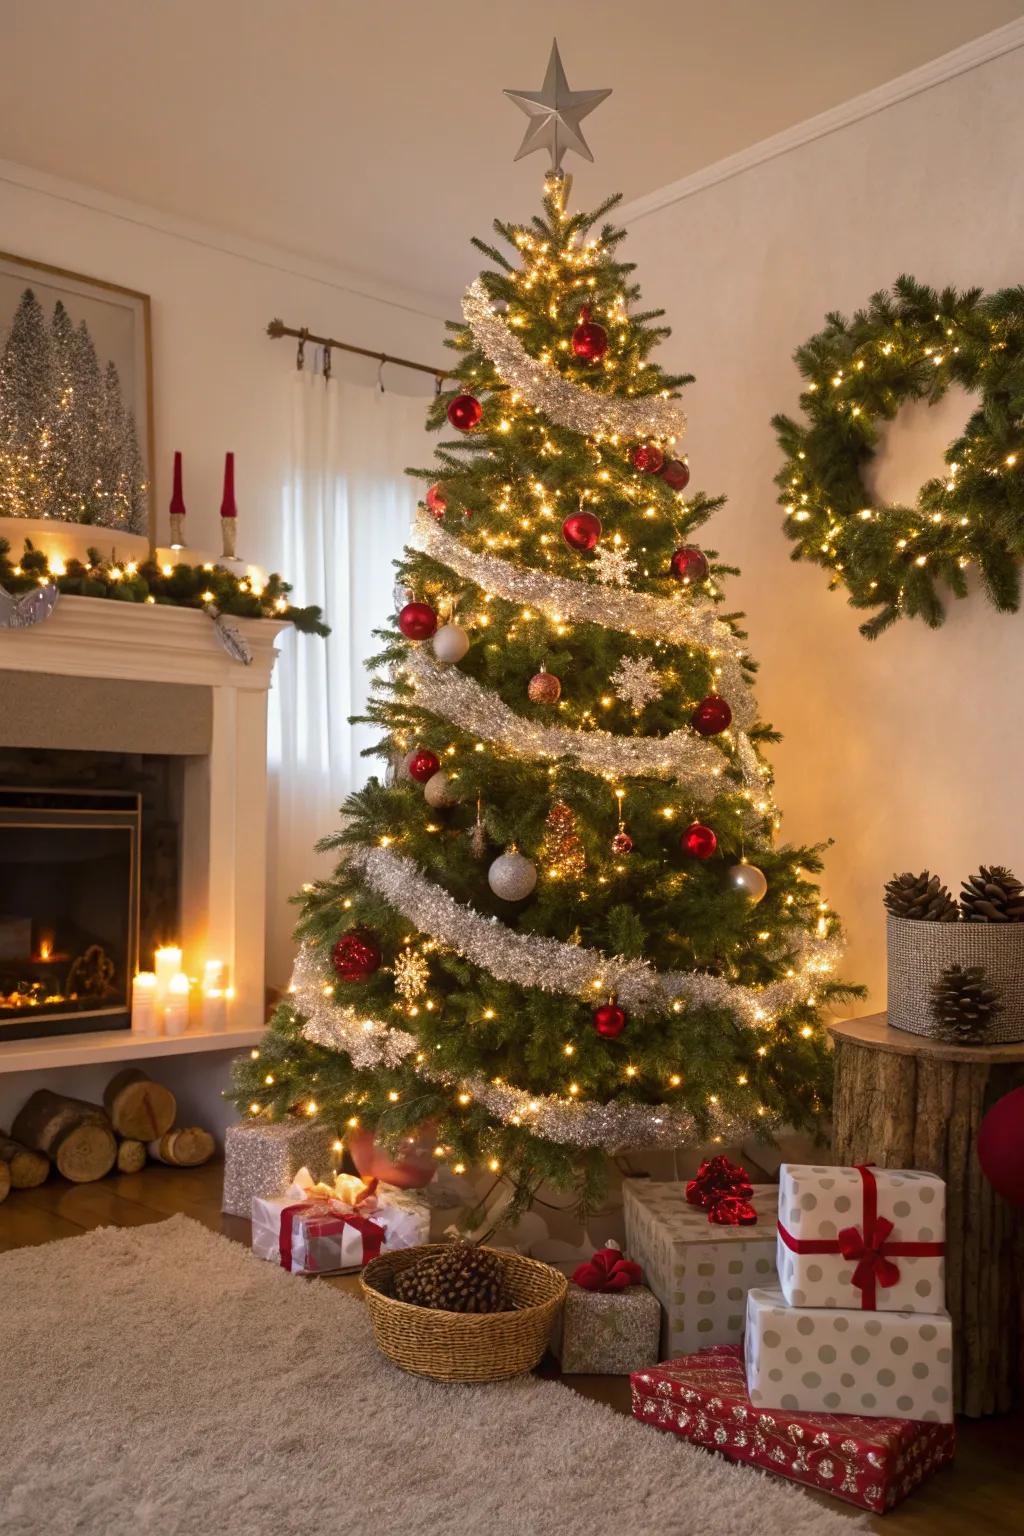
838;1216;902;1295
572;1244;643;1292
685;1155;758;1226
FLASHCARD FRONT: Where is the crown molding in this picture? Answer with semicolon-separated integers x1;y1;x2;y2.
618;18;1024;226
0;156;450;323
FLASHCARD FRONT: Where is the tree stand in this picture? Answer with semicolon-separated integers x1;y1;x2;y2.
829;1014;1024;1416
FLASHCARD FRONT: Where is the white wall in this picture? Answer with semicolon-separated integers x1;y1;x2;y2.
624;43;1024;1006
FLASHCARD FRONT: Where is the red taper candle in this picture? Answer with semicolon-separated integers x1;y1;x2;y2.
169;451;186;547
220;451;237;557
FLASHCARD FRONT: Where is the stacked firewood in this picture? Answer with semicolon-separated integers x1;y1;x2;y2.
0;1069;214;1198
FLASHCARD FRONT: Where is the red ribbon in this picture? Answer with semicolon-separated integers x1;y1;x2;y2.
686;1155;758;1226
777;1165;944;1309
278;1201;385;1273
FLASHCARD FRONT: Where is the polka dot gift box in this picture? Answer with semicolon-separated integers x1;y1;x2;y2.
745;1286;954;1423
623;1179;777;1357
776;1163;945;1313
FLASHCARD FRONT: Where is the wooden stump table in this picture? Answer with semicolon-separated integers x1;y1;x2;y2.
829;1014;1024;1417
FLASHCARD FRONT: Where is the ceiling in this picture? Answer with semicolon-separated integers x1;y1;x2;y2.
2;0;1022;310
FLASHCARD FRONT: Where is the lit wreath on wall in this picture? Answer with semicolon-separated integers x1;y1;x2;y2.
773;275;1024;638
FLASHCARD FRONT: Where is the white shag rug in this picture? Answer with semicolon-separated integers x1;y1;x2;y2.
0;1216;866;1536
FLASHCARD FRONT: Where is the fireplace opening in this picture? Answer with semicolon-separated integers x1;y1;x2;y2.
0;787;142;1040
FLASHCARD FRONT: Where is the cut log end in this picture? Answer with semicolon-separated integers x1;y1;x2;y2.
103;1069;176;1141
147;1127;216;1167
0;1131;49;1189
55;1123;118;1183
116;1139;147;1175
11;1089;118;1184
0;1161;10;1203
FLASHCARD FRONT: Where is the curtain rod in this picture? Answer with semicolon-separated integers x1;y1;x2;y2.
266;318;449;383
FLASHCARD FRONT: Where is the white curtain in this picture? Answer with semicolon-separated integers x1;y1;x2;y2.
266;367;427;987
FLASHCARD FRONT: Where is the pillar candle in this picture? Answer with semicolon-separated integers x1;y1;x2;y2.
154;946;182;1005
163;971;191;1036
202;959;225;992
201;986;227;1032
131;972;159;1036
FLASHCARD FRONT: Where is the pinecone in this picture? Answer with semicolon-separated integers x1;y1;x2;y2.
393;1255;442;1306
959;866;1024;923
402;1242;509;1314
929;964;1002;1044
883;871;958;922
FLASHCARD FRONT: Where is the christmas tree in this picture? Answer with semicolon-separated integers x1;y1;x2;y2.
232;57;856;1215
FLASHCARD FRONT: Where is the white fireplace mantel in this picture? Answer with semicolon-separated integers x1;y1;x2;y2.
0;594;287;1072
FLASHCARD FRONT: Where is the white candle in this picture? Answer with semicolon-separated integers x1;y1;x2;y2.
201;986;227;1032
202;958;225;992
163;971;191;1036
131;972;159;1036
154;946;183;1004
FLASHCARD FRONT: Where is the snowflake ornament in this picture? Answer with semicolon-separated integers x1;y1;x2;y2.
392;945;429;1003
610;654;663;710
591;544;637;586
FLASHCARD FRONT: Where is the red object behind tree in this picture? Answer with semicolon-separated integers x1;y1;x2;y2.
347;1123;438;1190
977;1084;1024;1204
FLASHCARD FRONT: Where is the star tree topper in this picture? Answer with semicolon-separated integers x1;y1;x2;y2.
505;40;611;173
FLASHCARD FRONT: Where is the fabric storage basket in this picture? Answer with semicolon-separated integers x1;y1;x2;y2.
887;915;1024;1042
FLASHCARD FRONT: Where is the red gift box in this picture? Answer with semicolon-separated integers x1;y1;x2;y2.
631;1345;955;1514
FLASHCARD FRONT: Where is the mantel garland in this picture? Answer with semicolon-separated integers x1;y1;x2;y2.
0;536;328;635
773;275;1024;637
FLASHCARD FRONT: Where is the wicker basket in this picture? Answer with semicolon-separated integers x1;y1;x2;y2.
887;915;1024;1042
360;1244;567;1383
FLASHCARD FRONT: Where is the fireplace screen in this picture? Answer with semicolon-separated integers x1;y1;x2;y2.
0;788;140;1040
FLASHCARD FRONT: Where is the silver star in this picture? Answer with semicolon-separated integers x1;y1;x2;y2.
505;40;611;173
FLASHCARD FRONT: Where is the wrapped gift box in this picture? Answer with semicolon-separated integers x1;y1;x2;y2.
777;1163;945;1313
745;1286;954;1423
631;1344;955;1514
623;1179;777;1356
252;1174;429;1274
553;1283;661;1375
222;1120;339;1217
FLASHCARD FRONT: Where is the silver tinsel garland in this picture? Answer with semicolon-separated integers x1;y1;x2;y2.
462;278;688;442
292;943;757;1151
407;512;755;722
403;648;763;798
345;844;843;1026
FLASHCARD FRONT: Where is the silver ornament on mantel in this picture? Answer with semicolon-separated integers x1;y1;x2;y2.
423;770;458;808
487;848;538;902
431;621;470;665
728;862;769;904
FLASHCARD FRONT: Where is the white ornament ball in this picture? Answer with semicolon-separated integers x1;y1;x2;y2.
728;862;768;904
487;849;538;902
431;622;470;665
423;770;457;808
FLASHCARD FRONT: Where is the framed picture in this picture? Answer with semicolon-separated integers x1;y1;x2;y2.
0;251;155;542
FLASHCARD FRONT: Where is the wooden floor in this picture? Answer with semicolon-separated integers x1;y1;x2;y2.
1;1161;1020;1535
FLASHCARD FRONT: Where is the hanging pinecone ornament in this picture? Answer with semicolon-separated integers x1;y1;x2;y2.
929;964;1003;1044
959;865;1024;923
883;871;958;922
399;1242;509;1313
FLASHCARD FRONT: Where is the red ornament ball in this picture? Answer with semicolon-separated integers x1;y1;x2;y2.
398;601;438;641
527;667;562;704
682;821;718;860
630;442;665;474
407;748;440;784
977;1085;1024;1205
571;306;609;362
447;393;483;432
425;483;447;519
562;510;602;551
611;830;634;855
331;929;382;983
670;546;710;584
691;694;733;736
593;1001;628;1038
347;1122;438;1190
660;458;691;491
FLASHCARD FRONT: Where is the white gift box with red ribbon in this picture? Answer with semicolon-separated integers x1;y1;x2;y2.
251;1167;429;1275
776;1164;945;1314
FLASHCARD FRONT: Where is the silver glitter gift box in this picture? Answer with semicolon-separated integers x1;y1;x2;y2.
553;1283;662;1375
623;1179;778;1357
221;1120;338;1217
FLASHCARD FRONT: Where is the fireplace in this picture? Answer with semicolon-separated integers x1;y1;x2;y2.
0;787;142;1040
